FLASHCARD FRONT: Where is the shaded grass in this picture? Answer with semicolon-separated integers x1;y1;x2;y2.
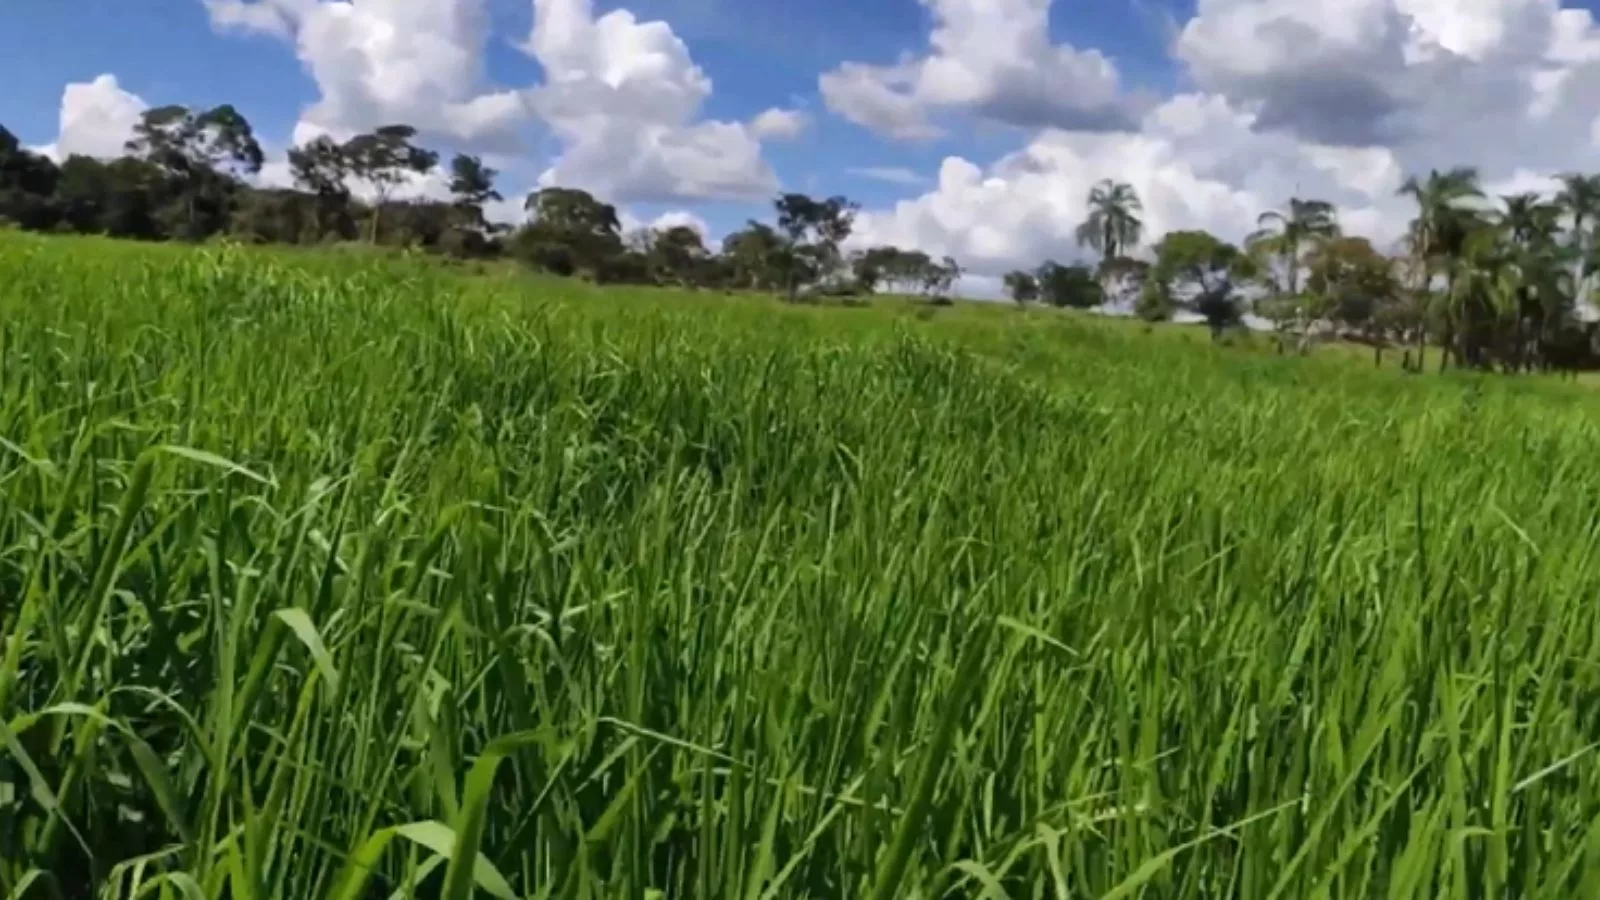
3;232;1600;897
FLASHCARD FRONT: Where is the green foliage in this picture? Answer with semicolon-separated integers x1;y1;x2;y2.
1148;229;1249;335
512;186;626;278
340;125;439;243
773;193;858;298
1246;197;1340;298
1034;260;1104;309
720;220;784;291
648;224;711;286
1074;179;1143;264
853;245;926;293
1002;269;1038;304
9;234;1600;896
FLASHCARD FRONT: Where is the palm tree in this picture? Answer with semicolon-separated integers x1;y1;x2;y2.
1398;167;1484;370
1495;193;1578;371
1499;193;1561;247
1075;180;1143;267
1556;173;1600;309
1446;225;1522;369
1555;173;1600;240
1248;198;1340;297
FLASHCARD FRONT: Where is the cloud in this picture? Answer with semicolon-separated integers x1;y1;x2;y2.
849;0;1600;282
206;0;779;203
648;209;712;237
34;74;149;161
204;0;527;149
1175;0;1600;171
819;0;1140;140
617;208;720;250
848;166;927;186
849;93;1417;277
522;0;778;202
749;107;810;141
203;0;299;38
77;0;1600;291
652;209;719;250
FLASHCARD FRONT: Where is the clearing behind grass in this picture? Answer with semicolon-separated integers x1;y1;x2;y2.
5;232;1600;898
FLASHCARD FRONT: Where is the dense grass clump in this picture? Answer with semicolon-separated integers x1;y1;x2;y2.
5;233;1600;897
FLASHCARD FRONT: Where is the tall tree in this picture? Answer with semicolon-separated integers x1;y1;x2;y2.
1147;230;1251;338
518;187;623;275
1003;270;1039;305
1495;193;1574;371
922;255;961;301
1556;173;1600;310
1035;261;1104;309
1305;235;1403;364
651;225;710;286
723;221;786;291
447;154;502;231
1445;223;1525;369
288;135;355;242
342;124;439;243
1248;198;1339;297
1398;167;1483;370
1500;193;1562;246
774;193;858;300
125;104;263;238
126;104;264;178
1075;180;1143;267
524;186;620;236
1247;198;1339;351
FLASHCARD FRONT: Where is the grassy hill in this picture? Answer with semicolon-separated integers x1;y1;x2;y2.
5;232;1600;897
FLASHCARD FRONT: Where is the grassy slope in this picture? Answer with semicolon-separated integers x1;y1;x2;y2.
4;232;1600;897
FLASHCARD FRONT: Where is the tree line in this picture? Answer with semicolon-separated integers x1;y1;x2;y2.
6;103;1600;373
0;105;966;301
1002;174;1600;373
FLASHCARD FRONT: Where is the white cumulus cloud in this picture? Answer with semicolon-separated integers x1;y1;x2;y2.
749;107;810;141
522;0;778;202
852;0;1600;280
849;93;1415;277
204;0;780;204
38;0;1600;288
819;0;1140;140
204;0;527;149
34;74;149;161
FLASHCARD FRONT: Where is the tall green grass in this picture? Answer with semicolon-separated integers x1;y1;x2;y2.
4;232;1600;897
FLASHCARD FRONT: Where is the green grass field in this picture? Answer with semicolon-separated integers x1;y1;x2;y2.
6;232;1600;898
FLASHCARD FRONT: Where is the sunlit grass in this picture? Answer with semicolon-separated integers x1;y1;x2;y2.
4;231;1600;897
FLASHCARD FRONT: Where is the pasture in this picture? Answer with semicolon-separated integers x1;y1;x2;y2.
4;233;1600;897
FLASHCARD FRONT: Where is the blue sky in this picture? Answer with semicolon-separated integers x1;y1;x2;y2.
6;0;1600;282
0;0;1177;215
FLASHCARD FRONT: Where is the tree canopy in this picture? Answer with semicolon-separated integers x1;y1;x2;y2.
5;102;1600;373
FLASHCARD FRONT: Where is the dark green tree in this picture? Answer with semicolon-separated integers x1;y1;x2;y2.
341;125;439;243
1003;270;1039;305
514;187;624;275
650;225;710;286
1148;230;1251;338
1035;261;1104;309
287;135;355;241
125;104;264;239
774;193;858;299
0;125;61;230
447;154;502;231
723;221;787;291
